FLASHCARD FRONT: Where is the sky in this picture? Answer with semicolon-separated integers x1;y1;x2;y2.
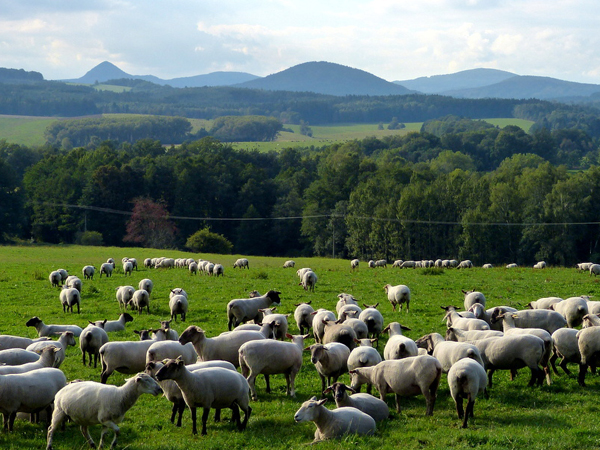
2;0;600;84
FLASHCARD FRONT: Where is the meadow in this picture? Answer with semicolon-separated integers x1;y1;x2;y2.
0;245;597;450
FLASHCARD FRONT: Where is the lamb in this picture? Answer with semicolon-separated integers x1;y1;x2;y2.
550;328;582;376
323;382;389;422
462;290;486;310
383;322;418;360
0;334;51;350
233;258;249;269
25;316;83;337
155;357;251;435
383;284;410;312
294;301;315;334
49;270;61;287
170;294;189;322
79;325;109;368
551;296;589;328
212;263;224;277
576;326;600;386
46;372;162;449
0;348;41;365
321;319;358;350
489;307;567;334
179;325;266;367
226;290;281;330
312;309;337;343
533;261;547;269
447;358;488;428
294;397;376;443
59;286;80;313
27;330;76;368
306;342;351;395
82;265;95;280
99;262;113;277
93;313;134;332
123;260;133;276
116;285;135;310
0;367;66;432
138;278;153;296
99;339;157;383
349;355;442;415
0;347;59;375
129;288;150;314
300;270;318;292
415;332;484;373
283;260;295;268
65;275;82;292
239;333;309;400
358;303;384;341
146;340;197;365
442;306;490;331
527;297;563;310
350;259;359;269
445;327;504;342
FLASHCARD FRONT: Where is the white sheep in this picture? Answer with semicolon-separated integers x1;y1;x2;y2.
129;289;150;314
26;330;76;368
374;259;387;268
312;309;337;343
506;263;518;268
283;260;296;268
447;358;488;428
123;260;133;276
457;260;473;269
368;260;375;268
57;269;68;283
321;319;358;350
212;263;224;277
462;290;486;310
49;270;61;287
0;346;59;375
239;333;309;400
300;270;318;292
351;259;359;269
59;286;80;313
80;324;109;368
155;357;251;435
489;307;567;334
258;307;290;340
226;290;281;330
189;261;198;275
550;328;581;376
0;367;66;432
347;339;382;394
82;265;95;280
152;319;179;341
323;382;389;422
415;332;484;373
25;316;83;337
400;260;415;269
0;334;51;351
294;301;315;335
0;348;41;365
445;327;504;342
106;258;116;269
46;373;162;449
99;262;113;277
93;313;134;332
293;396;376;443
358;303;384;341
306;343;351;395
169;294;189;322
392;260;403;268
533;261;547;269
576;326;600;386
337;310;369;340
349;355;442;415
551;296;589;328
170;287;188;299
65;275;82;292
336;293;358;314
383;284;410;312
116;285;135;310
482;263;493;269
442;306;490;331
527;297;563;310
138;278;153;296
233;258;249;269
296;267;313;279
146;340;197;365
99;339;157;383
383;322;418;360
589;264;600;276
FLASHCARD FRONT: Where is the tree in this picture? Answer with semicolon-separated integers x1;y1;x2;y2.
299;120;313;137
123;198;177;249
185;227;233;254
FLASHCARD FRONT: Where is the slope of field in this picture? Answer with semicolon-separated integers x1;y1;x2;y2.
0;244;598;450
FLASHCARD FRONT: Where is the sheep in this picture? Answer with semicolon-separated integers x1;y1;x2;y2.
179;325;266;367
435;259;443;267
321;319;358;350
358;303;384;341
152;320;179;340
457;260;473;269
585;300;600;315
374;259;387;268
506;263;518;268
0;346;59;375
578;262;594;271
99;338;158;383
306;342;351;395
351;259;359;269
550;328;582;376
337;303;362;320
576;326;600;386
0;367;66;432
0;334;51;351
65;275;82;293
258;307;289;340
551;296;589;328
123;260;133;276
49;270;61;287
93;313;134;332
445;327;504;342
82;265;95;280
383;284;410;312
143;257;153;268
489;307;567;334
442;306;490;331
300;270;318;292
59;286;80;313
582;313;600;328
482;263;493;269
129;289;150;315
392;260;403;268
212;263;224;277
138;278;153;296
99;262;113;278
336;293;358;314
312;309;337;343
337;310;369;340
146;340;197;365
170;287;188;299
168;294;189;322
233;258;249;269
447;358;488;428
368;260;375;268
296;267;313;279
25;316;83;338
462;290;486;310
323;382;389;422
347;339;382;393
349;355;442;415
155;357;251;435
80;325;109;368
283;260;296;268
116;285;136;310
533;261;547;269
46;372;161;449
590;264;600;276
294;301;315;334
383;322;418;360
26;330;76;368
239;333;309;400
528;297;563;310
0;348;41;366
226;290;282;330
187;261;198;275
469;304;517;331
294;396;376;443
400;260;415;269
415;332;484;373
472;334;546;387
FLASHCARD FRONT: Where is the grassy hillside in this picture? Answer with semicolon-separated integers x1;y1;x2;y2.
0;245;598;449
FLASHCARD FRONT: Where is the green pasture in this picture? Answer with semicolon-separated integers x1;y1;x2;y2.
0;116;57;147
0;245;598;449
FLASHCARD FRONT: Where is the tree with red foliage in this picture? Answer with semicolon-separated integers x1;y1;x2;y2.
123;198;177;249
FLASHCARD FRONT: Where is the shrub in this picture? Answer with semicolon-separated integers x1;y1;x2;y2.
75;231;104;246
185;228;233;254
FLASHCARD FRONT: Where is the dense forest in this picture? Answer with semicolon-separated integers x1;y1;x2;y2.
2;115;600;266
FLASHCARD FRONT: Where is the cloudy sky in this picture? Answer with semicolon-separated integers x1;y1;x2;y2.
2;0;599;83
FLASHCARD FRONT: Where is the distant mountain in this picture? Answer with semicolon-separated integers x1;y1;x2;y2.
446;75;600;100
395;68;517;94
63;61;259;88
235;61;414;96
0;68;44;84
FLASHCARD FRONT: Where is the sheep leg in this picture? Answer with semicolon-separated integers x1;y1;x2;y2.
463;398;475;429
80;426;96;448
99;421;119;449
394;393;402;413
170;403;178;424
320;375;327;398
423;388;437;416
7;412;16;432
201;407;210;435
559;359;573;376
264;374;271;394
247;373;258;401
486;368;495;388
578;364;588;387
240;404;251;430
214;409;221;422
549;352;560;375
190;407;198;434
230;404;241;429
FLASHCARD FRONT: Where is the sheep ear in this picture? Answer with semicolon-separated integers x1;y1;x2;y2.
303;334;311;339
317;399;327;406
306;300;312;305
175;356;185;366
310;311;318;315
371;338;378;344
303;346;311;352
285;333;293;339
400;325;411;331
310;396;318;401
348;369;357;374
382;325;390;332
323;387;332;395
346;385;356;394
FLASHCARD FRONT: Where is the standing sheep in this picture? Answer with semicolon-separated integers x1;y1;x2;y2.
49;271;61;287
116;285;135;310
233;258;249;269
226;290;281;330
80;324;109;368
383;284;410;312
170;294;189;322
383;322;418;360
99;263;113;278
300;270;318;292
306;343;351;395
294;301;315;335
59;286;81;314
129;289;150;315
82;265;95;280
351;259;359;270
447;358;488;428
283;260;295;268
138;278;153;296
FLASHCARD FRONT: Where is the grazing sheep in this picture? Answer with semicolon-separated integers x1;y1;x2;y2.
116;285;135;310
0;346;59;375
99;263;113;278
415;332;484;373
239;333;309;399
358;303;384;341
294;397;376;443
93;313;134;332
300;270;318;292
0;348;41;365
506;263;518;268
283;260;295;268
46;373;162;449
482;263;493;269
533;261;547;269
550;328;582;376
82;265;95;280
25;316;83;338
59;286;81;314
374;259;387;268
442;306;490;331
383;284;410;312
226;290;281;330
323;382;389;422
146;340;197;365
129;289;150;315
294;301;315;335
212;264;224;277
383;322;418;360
155;357;251;435
551;296;589;328
306;343;351;395
528;297;563;310
457;260;473;269
589;264;600;276
312;309;337;343
0;335;51;351
392;260;403;268
144;258;152;268
123;260;133;276
296;267;313;279
462;290;486;310
26;331;76;368
490;307;567;334
447;358;488;428
49;271;61;287
351;259;359;270
368;260;375;268
80;325;109;368
233;258;249;269
188;261;198;275
349;355;442;415
0;368;66;432
138;278;153;296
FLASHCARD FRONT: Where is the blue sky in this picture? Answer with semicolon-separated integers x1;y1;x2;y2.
2;0;599;83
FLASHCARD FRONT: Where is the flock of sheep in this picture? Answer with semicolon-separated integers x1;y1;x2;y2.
1;254;600;448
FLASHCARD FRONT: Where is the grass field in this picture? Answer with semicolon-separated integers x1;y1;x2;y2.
0;245;598;449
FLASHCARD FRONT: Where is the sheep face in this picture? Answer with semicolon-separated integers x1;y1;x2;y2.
294;397;327;423
26;316;42;328
179;326;203;345
155;357;185;381
348;369;371;391
324;382;354;402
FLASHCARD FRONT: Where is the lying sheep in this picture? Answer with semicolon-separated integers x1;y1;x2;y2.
349;355;442;415
358;303;384;341
306;343;351;395
383;322;418;360
227;290;282;330
383;284;410;312
294;301;314;335
94;313;134;332
46;373;162;449
283;260;295;268
129;289;150;315
0;334;51;351
294;397;376;443
447;358;488;428
0;367;66;432
82;265;95;280
239;333;309;400
116;285;135;310
80;325;109;368
0;348;41;366
155;357;251;435
0;346;59;375
25;316;83;338
323;382;389;422
99;262;113;278
415;332;484;373
233;258;249;269
27;331;76;368
312;309;337;343
300;270;318;292
170;294;189;322
551;296;589;328
59;286;81;313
